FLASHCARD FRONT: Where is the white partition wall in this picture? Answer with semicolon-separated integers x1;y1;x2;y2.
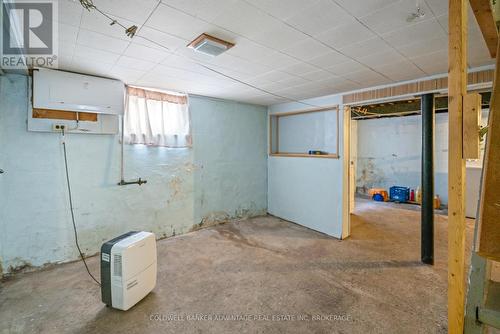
267;94;347;238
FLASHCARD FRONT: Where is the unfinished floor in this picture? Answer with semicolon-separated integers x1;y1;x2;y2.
0;199;480;333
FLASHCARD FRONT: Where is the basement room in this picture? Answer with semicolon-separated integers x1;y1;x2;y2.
1;0;500;333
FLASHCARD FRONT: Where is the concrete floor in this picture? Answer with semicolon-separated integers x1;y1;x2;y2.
0;199;488;333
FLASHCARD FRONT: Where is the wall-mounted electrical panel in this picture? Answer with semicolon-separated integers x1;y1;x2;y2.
28;68;124;134
33;67;124;115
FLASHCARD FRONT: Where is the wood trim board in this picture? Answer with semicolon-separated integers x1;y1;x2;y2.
33;108;98;122
343;69;494;105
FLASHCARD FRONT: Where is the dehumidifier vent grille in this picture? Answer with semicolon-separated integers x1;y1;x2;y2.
113;254;122;277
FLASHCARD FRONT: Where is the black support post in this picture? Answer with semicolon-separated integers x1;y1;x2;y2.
421;93;434;265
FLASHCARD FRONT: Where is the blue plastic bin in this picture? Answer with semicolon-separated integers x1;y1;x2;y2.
389;186;409;202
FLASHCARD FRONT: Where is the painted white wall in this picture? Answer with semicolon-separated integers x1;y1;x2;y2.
355;110;489;206
268;95;345;238
0;74;268;275
278;111;338;154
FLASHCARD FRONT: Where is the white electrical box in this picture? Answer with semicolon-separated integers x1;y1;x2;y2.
33;67;124;115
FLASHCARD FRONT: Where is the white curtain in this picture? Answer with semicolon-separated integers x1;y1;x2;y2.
124;86;192;147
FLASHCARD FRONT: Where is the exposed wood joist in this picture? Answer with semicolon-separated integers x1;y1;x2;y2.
469;0;498;58
448;0;468;332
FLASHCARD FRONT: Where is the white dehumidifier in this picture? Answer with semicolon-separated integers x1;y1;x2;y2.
100;231;157;310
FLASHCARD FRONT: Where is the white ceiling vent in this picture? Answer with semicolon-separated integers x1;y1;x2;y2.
187;33;235;57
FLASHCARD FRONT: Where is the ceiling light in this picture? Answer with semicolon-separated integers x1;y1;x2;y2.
187;33;234;57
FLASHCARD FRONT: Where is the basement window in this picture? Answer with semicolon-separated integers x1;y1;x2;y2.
269;106;339;158
124;86;191;147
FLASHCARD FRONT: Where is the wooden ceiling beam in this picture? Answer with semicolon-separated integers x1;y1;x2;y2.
469;0;498;58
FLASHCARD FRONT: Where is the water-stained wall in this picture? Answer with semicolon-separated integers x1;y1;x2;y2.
0;74;267;275
356;111;488;206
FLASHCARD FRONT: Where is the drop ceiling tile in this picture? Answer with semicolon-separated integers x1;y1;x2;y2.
359;0;433;35
436;14;448;32
109;65;145;83
285;0;353;36
339;37;390;58
116;55;157;71
74;45;121;64
279;62;319;75
123;42;171;63
250;21;309;50
308;75;343;88
56;0;83;27
307;51;351;69
341;68;391;86
225;38;275;62
160;0;238;22
58;43;76;59
395;36;447;58
134;26;188;52
209;54;273;75
382;18;446;48
274;75;311;87
334;0;400;18
424;0;448;17
409;49;448;74
315;20;376;49
356;49;406;67
57;56;73;70
326;80;362;92
372;60;426;81
92;0;161;22
80;10;140;41
325;59;368;76
210;1;277;38
282;38;332;61
247;0;320;20
58;23;79;44
76;29;130;54
300;70;337;81
146;4;212;40
249;70;301;84
254;51;301;68
71;56;114;76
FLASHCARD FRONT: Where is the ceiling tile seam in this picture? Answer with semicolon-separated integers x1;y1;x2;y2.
71;6;85;64
111;1;167;85
157;2;344;83
331;0;429;77
240;0;394;83
72;1;349;105
423;0;448;35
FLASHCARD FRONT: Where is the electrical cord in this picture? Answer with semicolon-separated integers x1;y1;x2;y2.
61;131;101;286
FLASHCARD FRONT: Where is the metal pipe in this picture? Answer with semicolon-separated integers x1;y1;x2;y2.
421;93;435;265
118;178;147;186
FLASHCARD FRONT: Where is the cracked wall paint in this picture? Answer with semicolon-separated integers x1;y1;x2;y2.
0;75;268;275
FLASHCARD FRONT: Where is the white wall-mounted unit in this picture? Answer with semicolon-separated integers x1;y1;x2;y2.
33;67;124;115
101;231;157;311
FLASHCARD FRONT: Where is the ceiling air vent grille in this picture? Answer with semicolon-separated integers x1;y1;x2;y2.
187;33;235;57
